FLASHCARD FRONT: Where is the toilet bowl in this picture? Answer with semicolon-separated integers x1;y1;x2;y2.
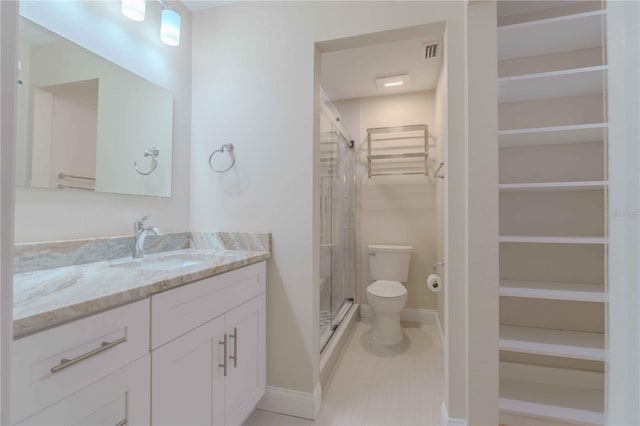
366;280;408;345
366;244;412;345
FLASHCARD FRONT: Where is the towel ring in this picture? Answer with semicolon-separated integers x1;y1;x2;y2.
209;143;236;173
134;147;159;175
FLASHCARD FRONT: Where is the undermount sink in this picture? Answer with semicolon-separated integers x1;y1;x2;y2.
110;252;213;271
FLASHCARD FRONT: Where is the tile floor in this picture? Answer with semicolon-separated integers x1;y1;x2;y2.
244;319;444;426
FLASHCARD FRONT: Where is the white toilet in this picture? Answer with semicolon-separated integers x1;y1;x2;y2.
366;244;411;345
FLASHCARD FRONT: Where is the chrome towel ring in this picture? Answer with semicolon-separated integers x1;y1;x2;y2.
209;143;236;173
135;147;160;175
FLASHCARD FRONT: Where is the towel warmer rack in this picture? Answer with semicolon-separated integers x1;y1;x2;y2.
366;124;428;177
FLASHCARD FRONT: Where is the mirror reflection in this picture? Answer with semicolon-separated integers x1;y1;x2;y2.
16;17;174;197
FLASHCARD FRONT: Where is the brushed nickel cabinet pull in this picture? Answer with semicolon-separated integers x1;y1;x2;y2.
115;419;127;426
50;336;127;374
219;334;228;377
229;327;238;368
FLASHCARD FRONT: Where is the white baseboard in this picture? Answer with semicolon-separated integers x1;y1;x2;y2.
441;402;467;426
360;304;440;325
256;383;321;420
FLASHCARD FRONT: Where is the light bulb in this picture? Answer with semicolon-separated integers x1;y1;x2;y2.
122;0;145;21
160;9;181;46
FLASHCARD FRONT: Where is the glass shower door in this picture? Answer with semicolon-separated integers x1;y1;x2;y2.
319;110;356;351
319;112;336;349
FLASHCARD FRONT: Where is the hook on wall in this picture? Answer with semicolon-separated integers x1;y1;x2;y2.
134;146;159;175
434;162;445;179
209;143;236;173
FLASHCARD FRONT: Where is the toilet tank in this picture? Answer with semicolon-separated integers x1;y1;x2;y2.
368;244;412;282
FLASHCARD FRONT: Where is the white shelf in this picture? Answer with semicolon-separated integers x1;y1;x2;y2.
499;236;607;244
498;66;607;103
500;280;606;303
498;10;606;60
499;123;607;148
500;378;604;425
500;325;606;361
499;181;608;192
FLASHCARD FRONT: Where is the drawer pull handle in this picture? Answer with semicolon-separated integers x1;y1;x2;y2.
50;336;127;374
219;334;228;377
229;327;238;368
115;419;127;426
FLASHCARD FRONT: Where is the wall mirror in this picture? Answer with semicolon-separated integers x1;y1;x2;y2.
16;16;174;198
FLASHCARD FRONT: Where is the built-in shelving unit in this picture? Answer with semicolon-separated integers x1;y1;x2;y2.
500;375;605;425
499;123;608;148
499;65;606;104
498;10;605;60
500;325;605;361
499;181;608;192
499;236;607;244
497;2;608;424
500;280;606;303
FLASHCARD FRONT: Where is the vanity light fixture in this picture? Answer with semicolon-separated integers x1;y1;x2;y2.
376;75;411;90
121;0;146;21
121;0;181;47
160;8;181;46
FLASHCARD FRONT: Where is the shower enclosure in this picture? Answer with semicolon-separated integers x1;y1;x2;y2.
319;106;356;351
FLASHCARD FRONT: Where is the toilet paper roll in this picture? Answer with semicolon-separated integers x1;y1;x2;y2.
427;274;442;293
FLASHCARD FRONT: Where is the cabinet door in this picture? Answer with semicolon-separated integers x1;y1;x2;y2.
17;355;150;426
224;294;266;426
152;315;226;426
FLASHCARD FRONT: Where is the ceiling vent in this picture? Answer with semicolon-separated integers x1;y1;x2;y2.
424;42;439;60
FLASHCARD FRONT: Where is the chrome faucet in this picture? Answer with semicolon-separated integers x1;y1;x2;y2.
132;215;162;259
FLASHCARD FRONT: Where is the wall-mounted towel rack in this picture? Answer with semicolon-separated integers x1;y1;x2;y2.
57;184;94;191
366;124;429;177
209;143;236;173
57;172;95;182
134;147;160;175
57;172;95;191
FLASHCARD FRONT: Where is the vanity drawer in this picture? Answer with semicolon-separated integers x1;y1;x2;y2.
11;299;150;424
151;261;265;349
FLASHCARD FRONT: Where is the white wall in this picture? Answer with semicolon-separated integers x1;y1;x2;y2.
15;0;191;242
0;2;18;422
607;1;640;424
191;1;488;422
466;2;499;423
334;91;438;310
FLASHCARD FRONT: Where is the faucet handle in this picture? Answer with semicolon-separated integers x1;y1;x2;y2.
135;215;151;231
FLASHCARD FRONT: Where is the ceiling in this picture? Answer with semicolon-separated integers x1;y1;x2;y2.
321;36;443;102
20;18;59;48
180;1;231;12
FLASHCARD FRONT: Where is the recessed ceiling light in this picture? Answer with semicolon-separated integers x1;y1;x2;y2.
376;75;411;90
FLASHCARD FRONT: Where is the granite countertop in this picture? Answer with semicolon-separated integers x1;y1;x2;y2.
13;232;271;338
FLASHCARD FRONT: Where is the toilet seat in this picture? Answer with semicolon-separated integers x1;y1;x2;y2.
367;280;407;300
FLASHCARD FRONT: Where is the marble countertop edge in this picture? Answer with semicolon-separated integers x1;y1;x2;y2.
13;250;270;339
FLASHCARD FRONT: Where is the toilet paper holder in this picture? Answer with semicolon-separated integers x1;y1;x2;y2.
432;261;444;271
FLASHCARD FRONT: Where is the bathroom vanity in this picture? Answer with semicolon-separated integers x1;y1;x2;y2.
11;232;269;426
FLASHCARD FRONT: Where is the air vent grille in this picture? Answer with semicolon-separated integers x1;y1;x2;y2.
425;43;439;59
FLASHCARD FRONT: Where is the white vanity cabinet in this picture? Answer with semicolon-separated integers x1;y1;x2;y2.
16;355;150;426
11;261;266;426
151;262;266;426
11;299;150;425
